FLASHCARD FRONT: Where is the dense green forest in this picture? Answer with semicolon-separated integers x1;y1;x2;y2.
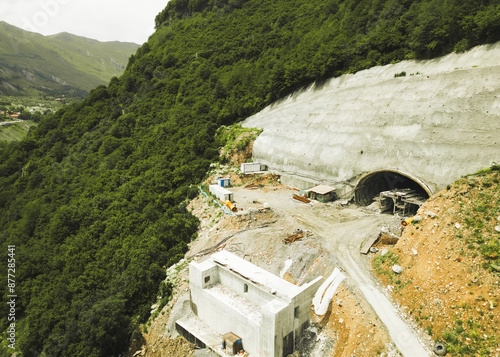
1;0;499;355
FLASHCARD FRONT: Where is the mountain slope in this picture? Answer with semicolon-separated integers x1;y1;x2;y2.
0;0;499;356
374;166;500;355
0;21;139;97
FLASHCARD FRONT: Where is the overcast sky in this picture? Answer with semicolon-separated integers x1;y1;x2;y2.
0;0;169;44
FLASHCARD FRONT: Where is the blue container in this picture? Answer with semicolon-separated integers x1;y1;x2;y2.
218;178;230;187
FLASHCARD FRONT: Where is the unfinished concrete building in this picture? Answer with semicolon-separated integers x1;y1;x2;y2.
178;251;322;356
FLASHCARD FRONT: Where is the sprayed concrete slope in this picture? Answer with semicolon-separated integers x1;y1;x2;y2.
243;42;500;194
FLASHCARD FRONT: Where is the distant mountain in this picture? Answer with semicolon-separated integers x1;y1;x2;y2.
0;21;139;98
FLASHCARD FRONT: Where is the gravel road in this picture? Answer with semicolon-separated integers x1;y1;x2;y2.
229;186;431;356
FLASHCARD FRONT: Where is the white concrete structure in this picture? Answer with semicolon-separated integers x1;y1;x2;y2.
187;251;322;357
241;162;267;173
209;184;233;202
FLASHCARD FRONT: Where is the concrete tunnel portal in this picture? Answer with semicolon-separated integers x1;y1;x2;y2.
354;169;432;215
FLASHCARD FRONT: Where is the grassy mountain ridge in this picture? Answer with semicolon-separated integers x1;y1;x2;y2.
0;0;499;356
0;21;139;97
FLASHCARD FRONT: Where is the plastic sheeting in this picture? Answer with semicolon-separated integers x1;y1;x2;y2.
312;268;345;316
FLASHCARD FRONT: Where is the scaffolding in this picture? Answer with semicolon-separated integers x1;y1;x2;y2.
374;188;426;216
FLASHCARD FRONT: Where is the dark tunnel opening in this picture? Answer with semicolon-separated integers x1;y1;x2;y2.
354;170;431;215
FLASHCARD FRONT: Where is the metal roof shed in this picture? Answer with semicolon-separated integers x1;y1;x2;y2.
217;177;231;187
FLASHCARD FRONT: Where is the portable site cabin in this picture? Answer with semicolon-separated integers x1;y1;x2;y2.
217;177;231;187
222;332;243;355
209;185;233;202
307;185;336;203
240;162;267;174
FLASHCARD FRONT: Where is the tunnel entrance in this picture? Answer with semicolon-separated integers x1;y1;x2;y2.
354;170;431;216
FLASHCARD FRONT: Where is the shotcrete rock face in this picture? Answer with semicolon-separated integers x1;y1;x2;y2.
243;42;500;199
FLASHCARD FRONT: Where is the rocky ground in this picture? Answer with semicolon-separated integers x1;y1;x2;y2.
373;171;500;356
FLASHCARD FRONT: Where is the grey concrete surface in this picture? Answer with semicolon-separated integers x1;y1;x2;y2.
242;42;500;194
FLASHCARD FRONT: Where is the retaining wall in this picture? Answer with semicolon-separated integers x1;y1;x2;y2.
243;42;500;194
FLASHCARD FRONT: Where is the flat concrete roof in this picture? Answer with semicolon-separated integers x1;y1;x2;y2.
206;283;263;325
212;251;300;299
307;184;336;195
176;317;221;350
176;317;233;357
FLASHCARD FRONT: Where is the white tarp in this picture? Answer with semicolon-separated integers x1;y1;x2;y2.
279;259;293;278
312;268;345;316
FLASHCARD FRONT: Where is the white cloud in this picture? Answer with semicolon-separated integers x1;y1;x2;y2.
0;0;169;44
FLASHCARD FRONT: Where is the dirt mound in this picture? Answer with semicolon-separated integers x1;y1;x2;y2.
146;337;194;357
373;170;500;356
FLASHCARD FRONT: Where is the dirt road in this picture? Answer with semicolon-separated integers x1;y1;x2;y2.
228;186;431;356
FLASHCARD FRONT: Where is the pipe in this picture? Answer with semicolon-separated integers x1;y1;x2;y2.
401;217;414;227
225;200;238;212
337;185;364;199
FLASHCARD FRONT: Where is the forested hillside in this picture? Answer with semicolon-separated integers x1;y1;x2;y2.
1;0;499;355
0;21;138;98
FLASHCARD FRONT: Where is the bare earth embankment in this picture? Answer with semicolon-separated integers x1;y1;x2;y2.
373;171;500;356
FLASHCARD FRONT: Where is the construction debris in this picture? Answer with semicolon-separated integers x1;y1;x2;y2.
360;232;380;254
374;188;426;215
293;195;311;203
284;233;304;244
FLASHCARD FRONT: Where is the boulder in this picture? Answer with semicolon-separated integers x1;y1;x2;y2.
426;211;438;218
392;265;403;274
413;215;423;223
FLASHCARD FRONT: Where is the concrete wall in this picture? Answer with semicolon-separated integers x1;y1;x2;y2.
242;42;500;194
190;261;262;355
201;288;261;355
218;268;276;307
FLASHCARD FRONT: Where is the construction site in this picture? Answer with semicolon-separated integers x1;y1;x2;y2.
130;43;500;357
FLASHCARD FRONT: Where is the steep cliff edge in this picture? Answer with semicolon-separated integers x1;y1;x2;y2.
242;43;500;196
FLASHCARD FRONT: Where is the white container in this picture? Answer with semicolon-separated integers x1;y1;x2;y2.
241;162;265;173
218;177;231;187
209;185;233;202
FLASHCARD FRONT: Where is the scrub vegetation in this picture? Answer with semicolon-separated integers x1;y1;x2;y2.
374;165;500;356
0;0;499;355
